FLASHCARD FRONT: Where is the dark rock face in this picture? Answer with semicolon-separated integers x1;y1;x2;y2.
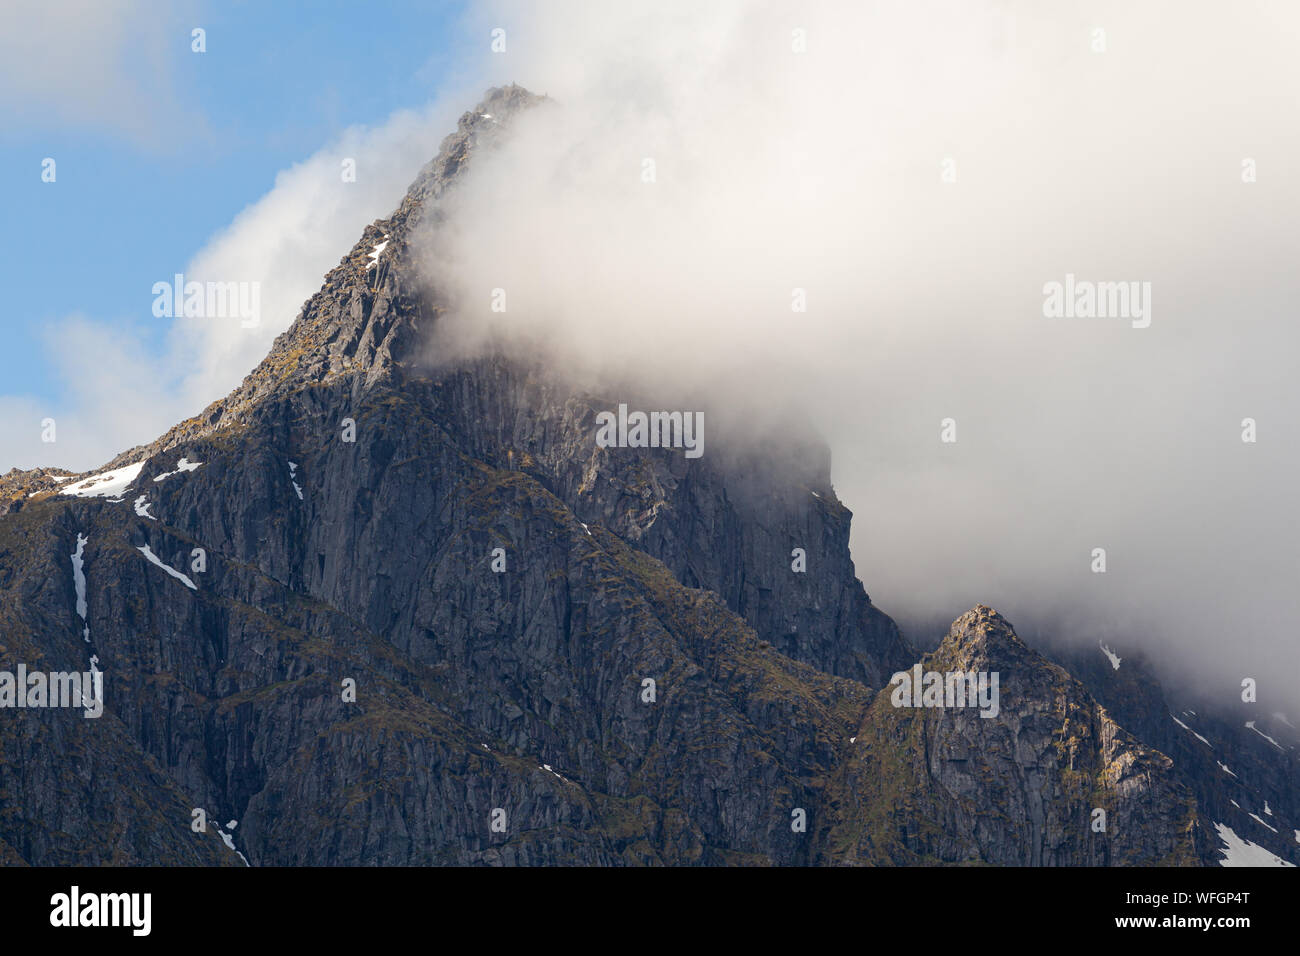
0;86;1271;866
1043;638;1300;866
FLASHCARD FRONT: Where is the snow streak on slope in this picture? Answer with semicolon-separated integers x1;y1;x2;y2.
153;457;202;482
137;545;197;590
1245;721;1285;750
71;532;89;641
1171;715;1212;748
1214;823;1294;867
60;461;145;498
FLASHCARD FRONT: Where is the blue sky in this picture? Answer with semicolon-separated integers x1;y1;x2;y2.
1;0;470;409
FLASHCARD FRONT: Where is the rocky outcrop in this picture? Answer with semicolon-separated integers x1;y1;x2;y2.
825;608;1206;865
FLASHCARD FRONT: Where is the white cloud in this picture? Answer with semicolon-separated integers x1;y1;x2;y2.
0;0;200;148
0;315;173;472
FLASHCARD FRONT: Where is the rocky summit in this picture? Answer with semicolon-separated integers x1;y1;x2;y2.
0;87;1295;867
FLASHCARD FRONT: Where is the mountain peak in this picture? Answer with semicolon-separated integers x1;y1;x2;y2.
937;604;1030;665
101;86;548;472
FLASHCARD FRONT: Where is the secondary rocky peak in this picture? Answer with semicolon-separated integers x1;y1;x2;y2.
937;604;1031;667
952;603;1013;633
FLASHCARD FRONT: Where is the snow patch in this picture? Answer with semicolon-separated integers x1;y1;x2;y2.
137;546;197;590
1099;642;1121;670
288;461;303;500
365;238;390;270
60;461;145;498
1215;822;1293;867
133;496;155;520
153;457;202;482
1245;720;1284;750
1217;761;1237;778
